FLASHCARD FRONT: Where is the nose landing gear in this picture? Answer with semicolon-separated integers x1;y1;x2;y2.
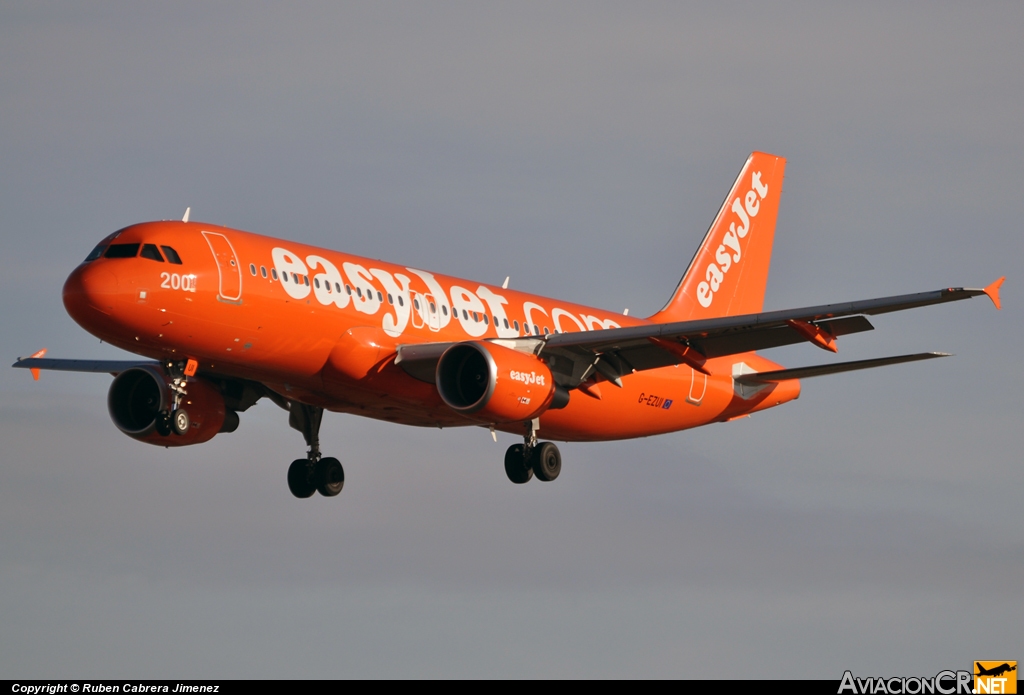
152;360;192;437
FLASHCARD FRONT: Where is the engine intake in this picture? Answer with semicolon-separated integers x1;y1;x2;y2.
107;366;233;446
436;342;567;423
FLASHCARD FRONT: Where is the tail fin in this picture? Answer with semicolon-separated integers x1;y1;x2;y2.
650;152;786;323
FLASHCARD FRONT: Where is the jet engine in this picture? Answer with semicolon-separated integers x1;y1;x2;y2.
107;366;238;446
436;341;569;424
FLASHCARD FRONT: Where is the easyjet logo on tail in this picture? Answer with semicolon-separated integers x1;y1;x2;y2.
696;171;769;308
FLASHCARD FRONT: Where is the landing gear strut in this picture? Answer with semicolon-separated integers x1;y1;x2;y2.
504;420;561;484
285;401;344;499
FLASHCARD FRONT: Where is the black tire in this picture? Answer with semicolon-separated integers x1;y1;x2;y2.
171;408;190;435
504;444;533;484
532;442;561;482
154;414;171;436
287;459;316;498
315;457;345;497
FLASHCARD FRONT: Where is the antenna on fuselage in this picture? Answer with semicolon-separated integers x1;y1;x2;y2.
182;207;191;223
502;276;509;289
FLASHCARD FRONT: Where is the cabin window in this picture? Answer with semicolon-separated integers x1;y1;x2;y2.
304;276;309;287
414;298;421;310
160;246;183;264
345;285;352;295
357;287;363;298
514;320;520;331
387;293;394;305
503;318;509;329
377;291;383;302
472;312;478;322
140;244;164;262
260;266;267;278
249;263;257;276
543;326;550;335
272;268;278;280
442;305;448;316
84;244;106;262
105;243;140;259
314;278;320;289
430;302;436;313
398;296;404;307
335;282;341;293
462;309;468;320
534;324;540;335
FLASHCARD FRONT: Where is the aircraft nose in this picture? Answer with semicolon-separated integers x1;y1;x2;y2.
63;261;119;326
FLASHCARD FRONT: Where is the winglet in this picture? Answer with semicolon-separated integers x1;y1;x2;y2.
28;348;47;380
983;276;1004;310
182;207;191;223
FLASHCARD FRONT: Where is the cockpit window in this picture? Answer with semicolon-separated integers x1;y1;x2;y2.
160;246;183;264
84;244;107;262
105;243;140;259
140;244;165;262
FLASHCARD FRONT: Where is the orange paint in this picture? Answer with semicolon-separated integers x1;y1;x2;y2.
785;320;838;353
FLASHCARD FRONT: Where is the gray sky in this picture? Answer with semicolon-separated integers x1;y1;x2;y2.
1;2;1021;678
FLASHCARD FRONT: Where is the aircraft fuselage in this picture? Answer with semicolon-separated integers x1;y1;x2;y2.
63;220;797;441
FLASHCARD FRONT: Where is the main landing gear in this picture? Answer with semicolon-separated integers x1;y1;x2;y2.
285;402;344;499
504;422;561;485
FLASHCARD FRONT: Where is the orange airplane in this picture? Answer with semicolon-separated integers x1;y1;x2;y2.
12;152;1003;498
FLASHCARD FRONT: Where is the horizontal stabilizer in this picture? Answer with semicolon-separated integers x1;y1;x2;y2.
733;352;950;384
12;357;157;375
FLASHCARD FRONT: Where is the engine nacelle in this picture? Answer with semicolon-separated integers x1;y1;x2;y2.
107;366;235;447
436;341;567;424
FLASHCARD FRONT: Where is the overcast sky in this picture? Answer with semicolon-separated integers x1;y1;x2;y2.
1;2;1022;678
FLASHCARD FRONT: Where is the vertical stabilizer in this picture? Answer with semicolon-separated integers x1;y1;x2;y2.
650;152;786;323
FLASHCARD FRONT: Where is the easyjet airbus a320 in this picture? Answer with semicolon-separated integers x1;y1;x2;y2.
13;152;1003;498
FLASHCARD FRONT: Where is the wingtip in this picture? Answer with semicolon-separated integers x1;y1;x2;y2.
27;347;46;381
983;276;1004;310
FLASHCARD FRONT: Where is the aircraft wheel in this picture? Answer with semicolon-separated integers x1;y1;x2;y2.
315;457;345;497
532;442;561;482
155;414;171;436
504;444;533;484
287;459;316;498
171;408;190;435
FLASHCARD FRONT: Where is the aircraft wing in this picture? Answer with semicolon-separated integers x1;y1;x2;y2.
540;281;1001;385
12;357;157;376
396;280;1002;387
